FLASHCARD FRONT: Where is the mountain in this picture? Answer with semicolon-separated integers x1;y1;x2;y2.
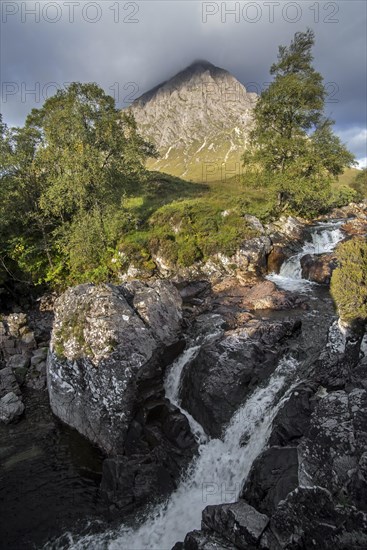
128;60;257;182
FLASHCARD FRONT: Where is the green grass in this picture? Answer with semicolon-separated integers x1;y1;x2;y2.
111;166;363;278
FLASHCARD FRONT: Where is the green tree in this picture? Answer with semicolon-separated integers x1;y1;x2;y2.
0;83;156;287
243;29;356;216
351;168;367;199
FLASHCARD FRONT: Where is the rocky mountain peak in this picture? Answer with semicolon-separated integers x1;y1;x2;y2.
128;61;257;181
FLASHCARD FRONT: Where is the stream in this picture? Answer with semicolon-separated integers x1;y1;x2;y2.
0;219;344;550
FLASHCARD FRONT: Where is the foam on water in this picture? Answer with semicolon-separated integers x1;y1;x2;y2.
61;356;299;550
267;221;345;291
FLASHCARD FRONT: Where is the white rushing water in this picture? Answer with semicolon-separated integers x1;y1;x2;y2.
165;345;208;445
63;356;299;550
268;221;345;291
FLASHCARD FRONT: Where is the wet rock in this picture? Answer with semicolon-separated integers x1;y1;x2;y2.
241;446;299;515
266;216;306;274
173;529;234;549
268;486;367;549
202;500;269;548
300;253;338;284
268;382;316;446
101;399;197;512
180;319;301;438
47;281;183;454
267;245;289;274
0;391;24;424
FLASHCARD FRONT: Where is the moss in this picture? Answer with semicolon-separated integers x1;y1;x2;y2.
53;300;91;359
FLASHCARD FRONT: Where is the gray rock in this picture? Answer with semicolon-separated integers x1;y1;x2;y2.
269;486;367;549
7;354;30;370
0;367;21;397
180;319;300;438
173;529;235;549
202;500;269;548
268;382;315;446
241;446;299;515
298;390;359;496
47;281;182;454
0;392;24;424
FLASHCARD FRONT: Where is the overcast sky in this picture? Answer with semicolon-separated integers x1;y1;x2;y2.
1;0;366;166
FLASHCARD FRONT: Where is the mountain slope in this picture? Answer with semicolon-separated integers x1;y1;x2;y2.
128;60;257;182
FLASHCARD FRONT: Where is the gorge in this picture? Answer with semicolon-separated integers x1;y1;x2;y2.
2;205;367;549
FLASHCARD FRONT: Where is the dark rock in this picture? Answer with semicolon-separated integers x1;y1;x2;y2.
100;392;197;512
241;447;299;515
300;253;338;284
268;382;316;446
267;246;289;274
177;281;211;303
298;389;367;509
202;500;269;548
174;529;234;549
0;367;21;397
269;486;367;549
47;281;183;454
180;319;301;438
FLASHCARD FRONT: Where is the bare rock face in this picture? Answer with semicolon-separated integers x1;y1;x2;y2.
47;281;182;454
179;318;301;438
129;60;257;182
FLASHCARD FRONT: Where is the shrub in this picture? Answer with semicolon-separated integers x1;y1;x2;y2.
331;238;367;324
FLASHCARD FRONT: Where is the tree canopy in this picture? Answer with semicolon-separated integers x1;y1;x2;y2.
243;29;356;216
0;83;156;287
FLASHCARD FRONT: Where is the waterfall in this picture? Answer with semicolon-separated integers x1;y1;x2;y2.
268;221;345;291
164;345;208;444
60;356;299;550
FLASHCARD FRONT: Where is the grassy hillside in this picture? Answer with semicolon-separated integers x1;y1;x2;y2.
111;166;363;279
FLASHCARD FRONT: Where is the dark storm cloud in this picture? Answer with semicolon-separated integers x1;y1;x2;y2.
1;0;366;164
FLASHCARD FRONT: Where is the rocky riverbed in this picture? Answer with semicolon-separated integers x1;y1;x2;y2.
1;203;367;549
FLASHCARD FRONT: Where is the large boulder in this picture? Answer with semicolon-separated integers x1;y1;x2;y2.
202;500;269;549
101;398;197;512
267;486;367;549
180;318;301;438
298;388;367;509
268;382;316;446
241;446;299;515
47;281;183;454
300;252;338;284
